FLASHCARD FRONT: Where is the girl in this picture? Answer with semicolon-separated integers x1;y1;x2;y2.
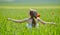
7;9;55;28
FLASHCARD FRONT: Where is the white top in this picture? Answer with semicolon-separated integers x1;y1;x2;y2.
25;18;39;28
27;18;38;24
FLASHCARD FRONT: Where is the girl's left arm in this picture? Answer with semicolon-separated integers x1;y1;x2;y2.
7;18;30;23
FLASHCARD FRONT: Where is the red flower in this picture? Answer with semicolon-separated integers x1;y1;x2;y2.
37;14;40;17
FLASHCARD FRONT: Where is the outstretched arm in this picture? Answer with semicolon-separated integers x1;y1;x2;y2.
37;17;55;24
7;18;30;23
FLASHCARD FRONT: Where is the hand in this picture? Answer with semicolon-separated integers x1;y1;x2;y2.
50;22;56;24
7;18;12;21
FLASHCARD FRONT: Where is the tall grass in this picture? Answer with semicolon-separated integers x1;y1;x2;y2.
0;8;60;35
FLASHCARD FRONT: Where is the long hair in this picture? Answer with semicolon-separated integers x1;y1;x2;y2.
30;10;37;27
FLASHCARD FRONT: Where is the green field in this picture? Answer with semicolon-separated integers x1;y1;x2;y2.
0;6;60;35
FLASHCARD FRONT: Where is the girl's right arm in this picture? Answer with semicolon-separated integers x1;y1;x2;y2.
37;17;55;24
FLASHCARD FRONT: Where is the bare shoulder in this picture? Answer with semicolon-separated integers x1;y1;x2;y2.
37;17;40;20
36;17;42;21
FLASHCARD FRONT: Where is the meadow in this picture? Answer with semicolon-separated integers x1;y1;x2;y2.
0;6;60;35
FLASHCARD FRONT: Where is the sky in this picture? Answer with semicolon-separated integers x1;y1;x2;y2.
0;0;60;4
